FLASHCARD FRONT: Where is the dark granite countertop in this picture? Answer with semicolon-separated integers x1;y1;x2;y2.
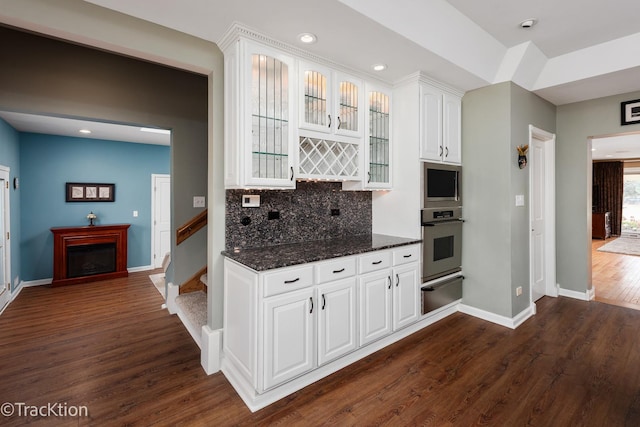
222;234;422;271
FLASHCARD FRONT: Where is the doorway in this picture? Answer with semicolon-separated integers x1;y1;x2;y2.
591;133;640;309
529;125;557;302
0;166;11;311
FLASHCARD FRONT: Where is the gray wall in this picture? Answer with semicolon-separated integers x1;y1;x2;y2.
0;25;209;288
461;82;555;318
509;83;556;315
556;90;640;293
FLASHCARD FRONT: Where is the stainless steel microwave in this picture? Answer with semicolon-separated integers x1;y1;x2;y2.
423;162;462;209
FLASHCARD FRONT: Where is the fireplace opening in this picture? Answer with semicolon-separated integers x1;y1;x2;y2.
67;243;117;278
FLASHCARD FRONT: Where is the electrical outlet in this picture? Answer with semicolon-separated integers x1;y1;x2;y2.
516;286;523;296
193;196;206;208
331;209;340;216
268;211;280;220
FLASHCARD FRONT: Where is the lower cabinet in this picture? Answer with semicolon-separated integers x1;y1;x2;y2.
359;271;392;346
263;288;315;390
223;244;422;405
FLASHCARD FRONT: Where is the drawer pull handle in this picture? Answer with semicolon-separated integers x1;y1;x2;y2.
284;278;300;284
372;260;383;265
333;268;345;273
403;254;412;258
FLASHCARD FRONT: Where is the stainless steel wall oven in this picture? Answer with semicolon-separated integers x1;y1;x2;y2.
421;162;464;314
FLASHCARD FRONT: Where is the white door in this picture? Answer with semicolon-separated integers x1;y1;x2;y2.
317;278;357;366
152;174;171;268
0;167;10;311
359;270;392;346
263;288;315;390
529;126;556;302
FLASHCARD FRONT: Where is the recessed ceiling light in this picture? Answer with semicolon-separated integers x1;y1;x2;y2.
140;127;171;135
298;33;317;44
372;64;387;72
79;129;91;134
519;18;537;29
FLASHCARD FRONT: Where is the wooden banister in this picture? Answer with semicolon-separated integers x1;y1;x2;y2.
176;209;207;245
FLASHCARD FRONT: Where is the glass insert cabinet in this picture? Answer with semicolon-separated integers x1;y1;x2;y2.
368;90;391;187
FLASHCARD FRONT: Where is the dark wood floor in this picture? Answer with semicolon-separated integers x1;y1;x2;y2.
592;237;640;310
2;271;640;426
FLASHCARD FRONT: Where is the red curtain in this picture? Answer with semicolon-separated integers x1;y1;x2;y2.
593;161;623;235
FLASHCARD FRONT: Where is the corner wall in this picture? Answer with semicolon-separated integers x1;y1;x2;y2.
461;82;555;318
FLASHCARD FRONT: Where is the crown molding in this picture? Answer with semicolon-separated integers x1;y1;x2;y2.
394;71;465;97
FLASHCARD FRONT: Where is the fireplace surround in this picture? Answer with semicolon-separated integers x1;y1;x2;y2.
51;224;130;286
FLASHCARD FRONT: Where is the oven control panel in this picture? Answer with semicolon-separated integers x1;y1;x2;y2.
421;206;462;224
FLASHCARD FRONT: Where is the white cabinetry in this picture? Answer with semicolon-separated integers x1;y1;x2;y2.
343;83;393;190
392;245;421;330
223;39;296;189
263;288;315;390
317;277;357;366
420;83;461;165
298;62;363;139
222;243;425;412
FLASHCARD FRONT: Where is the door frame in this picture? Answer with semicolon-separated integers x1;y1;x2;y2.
0;165;11;311
151;173;171;268
528;125;557;302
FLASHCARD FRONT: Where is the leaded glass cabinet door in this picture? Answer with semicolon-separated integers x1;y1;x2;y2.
334;73;362;139
366;89;392;188
247;48;295;188
299;62;331;134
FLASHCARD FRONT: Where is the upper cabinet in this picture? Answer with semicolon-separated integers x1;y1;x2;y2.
223;39;296;189
420;84;461;165
343;83;392;190
298;62;363;140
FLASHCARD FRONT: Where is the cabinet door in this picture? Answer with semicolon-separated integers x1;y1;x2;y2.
420;84;443;162
299;62;332;133
359;270;392;346
263;288;315;390
246;47;296;188
442;93;461;165
392;263;421;330
366;86;392;189
317;278;357;366
334;73;363;139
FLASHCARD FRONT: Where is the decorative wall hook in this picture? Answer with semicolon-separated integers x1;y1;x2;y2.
517;145;529;169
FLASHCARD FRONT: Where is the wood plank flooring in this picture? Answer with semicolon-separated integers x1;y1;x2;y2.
2;271;640;426
592;237;640;309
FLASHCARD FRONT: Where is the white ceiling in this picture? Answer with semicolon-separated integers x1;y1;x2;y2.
0;111;170;146
3;0;640;151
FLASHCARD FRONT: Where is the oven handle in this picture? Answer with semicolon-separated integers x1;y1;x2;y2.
422;218;465;227
421;275;465;291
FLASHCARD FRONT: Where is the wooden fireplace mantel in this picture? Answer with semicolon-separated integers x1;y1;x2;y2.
51;224;130;286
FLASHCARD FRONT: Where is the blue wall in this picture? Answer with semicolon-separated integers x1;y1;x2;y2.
20;132;170;281
0;119;21;290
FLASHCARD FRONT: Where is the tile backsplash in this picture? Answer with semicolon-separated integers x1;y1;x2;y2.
225;181;372;250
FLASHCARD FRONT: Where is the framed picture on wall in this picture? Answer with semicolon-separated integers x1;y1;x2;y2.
66;182;115;202
621;98;640;125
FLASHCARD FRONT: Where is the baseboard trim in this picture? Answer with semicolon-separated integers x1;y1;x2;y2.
458;302;536;329
166;282;179;314
558;286;594;301
128;264;154;273
201;326;222;375
0;278;51;316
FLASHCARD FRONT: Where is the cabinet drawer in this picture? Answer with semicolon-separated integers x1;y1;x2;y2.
359;250;392;274
316;257;356;284
263;265;314;297
393;244;420;266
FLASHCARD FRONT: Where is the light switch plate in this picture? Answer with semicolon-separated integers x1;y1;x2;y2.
515;195;525;207
242;194;260;208
193;196;206;208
